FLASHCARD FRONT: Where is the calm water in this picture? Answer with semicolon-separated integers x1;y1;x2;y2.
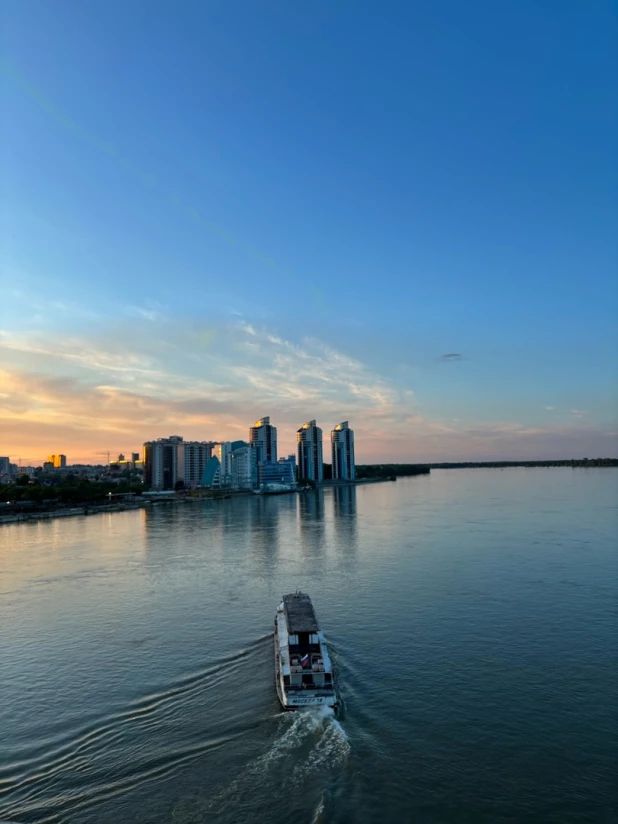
1;469;616;824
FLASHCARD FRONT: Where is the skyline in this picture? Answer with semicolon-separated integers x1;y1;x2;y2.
2;0;617;463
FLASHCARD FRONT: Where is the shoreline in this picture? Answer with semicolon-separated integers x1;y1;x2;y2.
6;465;610;525
0;477;401;525
0;501;149;525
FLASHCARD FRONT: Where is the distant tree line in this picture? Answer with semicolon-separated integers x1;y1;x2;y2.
353;459;616;477
424;459;617;469
355;464;431;478
1;476;144;507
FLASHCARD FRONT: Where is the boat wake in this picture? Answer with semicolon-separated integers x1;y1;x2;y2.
253;706;349;785
205;707;350;819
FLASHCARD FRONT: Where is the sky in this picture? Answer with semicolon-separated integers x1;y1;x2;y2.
1;0;617;465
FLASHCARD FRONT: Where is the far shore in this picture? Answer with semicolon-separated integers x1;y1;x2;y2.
0;478;398;525
2;460;615;526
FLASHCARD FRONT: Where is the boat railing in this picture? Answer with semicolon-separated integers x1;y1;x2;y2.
286;683;334;692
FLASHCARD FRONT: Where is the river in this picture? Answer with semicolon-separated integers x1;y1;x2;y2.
1;469;616;823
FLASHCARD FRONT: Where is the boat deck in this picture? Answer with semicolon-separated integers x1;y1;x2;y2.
283;592;319;633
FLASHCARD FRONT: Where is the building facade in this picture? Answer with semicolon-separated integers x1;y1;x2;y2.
143;436;181;489
47;454;67;468
259;460;295;488
250;416;277;463
214;442;233;486
178;441;213;487
143;436;214;489
230;445;258;489
297;420;323;483
200;455;221;487
278;454;297;481
331;421;356;480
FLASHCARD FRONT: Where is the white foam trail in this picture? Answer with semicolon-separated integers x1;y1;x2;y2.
206;708;350;814
310;793;326;824
257;707;350;785
290;715;350;784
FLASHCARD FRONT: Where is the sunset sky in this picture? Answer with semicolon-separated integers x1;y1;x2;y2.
1;0;616;465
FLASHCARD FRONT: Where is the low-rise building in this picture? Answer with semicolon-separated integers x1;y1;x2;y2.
259;460;296;488
278;455;297;480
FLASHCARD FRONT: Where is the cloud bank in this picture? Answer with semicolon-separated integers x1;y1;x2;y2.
0;319;614;464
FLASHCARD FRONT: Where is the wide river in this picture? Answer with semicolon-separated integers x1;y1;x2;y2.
0;469;616;823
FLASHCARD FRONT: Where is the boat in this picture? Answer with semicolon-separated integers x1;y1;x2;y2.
254;483;298;496
274;591;338;711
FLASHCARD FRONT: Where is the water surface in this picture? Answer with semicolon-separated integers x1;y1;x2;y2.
1;469;616;823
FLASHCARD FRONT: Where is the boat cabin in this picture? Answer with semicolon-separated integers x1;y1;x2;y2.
281;592;334;690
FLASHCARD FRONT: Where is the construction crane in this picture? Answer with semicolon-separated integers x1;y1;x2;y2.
95;451;111;464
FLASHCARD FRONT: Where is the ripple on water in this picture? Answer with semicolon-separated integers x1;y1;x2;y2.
0;636;272;823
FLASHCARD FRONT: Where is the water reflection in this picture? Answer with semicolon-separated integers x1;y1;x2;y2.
298;488;325;523
332;485;358;548
137;489;361;577
297;489;326;569
332;485;357;517
249;496;282;577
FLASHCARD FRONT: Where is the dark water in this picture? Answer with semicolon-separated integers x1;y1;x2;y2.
1;469;616;824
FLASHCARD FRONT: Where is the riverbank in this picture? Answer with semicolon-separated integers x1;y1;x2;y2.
0;479;404;524
0;501;148;524
0;489;265;525
321;476;398;486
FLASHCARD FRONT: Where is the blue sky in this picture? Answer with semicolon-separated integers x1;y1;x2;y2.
1;0;616;463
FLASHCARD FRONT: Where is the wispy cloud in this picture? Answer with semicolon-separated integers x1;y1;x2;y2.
570;409;588;418
0;320;415;459
544;406;555;411
1;320;614;464
1;282;101;323
126;306;164;322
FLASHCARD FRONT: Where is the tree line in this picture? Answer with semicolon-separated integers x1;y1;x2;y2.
355;464;431;478
353;459;617;477
423;459;617;469
1;476;144;507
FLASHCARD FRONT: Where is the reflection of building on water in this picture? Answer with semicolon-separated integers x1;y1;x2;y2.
332;486;358;548
142;499;223;534
249;495;280;573
299;488;325;523
298;488;326;560
333;485;357;518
